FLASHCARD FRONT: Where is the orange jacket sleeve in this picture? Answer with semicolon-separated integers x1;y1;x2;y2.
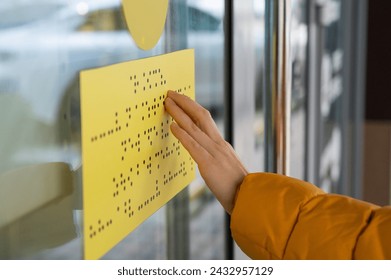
230;173;391;259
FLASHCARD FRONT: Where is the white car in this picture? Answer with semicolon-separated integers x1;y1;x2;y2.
0;0;229;119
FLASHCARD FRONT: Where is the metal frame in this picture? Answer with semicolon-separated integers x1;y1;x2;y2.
224;0;234;260
264;0;292;175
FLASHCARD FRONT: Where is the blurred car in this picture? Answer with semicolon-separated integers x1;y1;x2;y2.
0;0;230;119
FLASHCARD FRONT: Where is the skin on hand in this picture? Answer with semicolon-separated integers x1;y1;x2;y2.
164;90;248;214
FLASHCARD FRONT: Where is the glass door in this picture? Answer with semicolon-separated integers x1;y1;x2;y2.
261;0;366;212
0;0;227;259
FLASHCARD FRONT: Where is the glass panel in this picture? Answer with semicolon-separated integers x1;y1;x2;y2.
317;0;344;193
254;0;266;172
290;0;308;180
306;0;361;195
0;0;167;260
187;0;226;259
0;0;228;260
232;0;265;171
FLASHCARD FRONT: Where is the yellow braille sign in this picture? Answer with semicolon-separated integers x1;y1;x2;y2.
80;49;195;260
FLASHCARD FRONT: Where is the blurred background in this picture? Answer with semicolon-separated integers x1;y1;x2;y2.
0;0;388;259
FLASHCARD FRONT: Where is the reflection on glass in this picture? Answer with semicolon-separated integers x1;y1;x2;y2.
0;0;230;260
318;0;343;193
0;0;164;259
253;0;266;172
187;0;226;259
289;0;308;180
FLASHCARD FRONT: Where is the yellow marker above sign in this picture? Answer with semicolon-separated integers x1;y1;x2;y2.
122;0;169;50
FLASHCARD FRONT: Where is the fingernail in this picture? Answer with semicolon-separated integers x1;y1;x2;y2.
164;96;173;107
167;90;178;96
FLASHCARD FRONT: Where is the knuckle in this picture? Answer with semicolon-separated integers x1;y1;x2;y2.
201;107;212;119
195;107;213;127
189;121;200;134
195;107;212;125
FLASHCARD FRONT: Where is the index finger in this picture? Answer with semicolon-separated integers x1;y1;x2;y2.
167;90;223;144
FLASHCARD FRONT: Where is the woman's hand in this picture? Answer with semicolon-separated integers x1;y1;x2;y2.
164;90;248;214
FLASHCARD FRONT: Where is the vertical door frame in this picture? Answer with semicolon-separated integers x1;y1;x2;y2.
264;0;292;175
